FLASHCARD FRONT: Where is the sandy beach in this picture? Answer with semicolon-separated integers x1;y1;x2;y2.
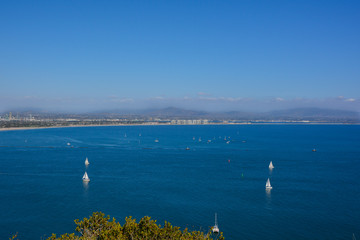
0;123;170;132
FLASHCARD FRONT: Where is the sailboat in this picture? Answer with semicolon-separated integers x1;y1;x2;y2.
85;157;89;166
266;178;272;189
82;172;90;182
269;161;274;169
212;213;219;234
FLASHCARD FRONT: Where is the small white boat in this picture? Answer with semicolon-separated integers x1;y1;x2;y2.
266;178;272;189
82;172;90;182
269;161;274;169
85;157;89;166
212;213;219;234
154;139;159;143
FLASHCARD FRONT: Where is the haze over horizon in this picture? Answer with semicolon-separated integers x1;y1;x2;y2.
1;1;359;113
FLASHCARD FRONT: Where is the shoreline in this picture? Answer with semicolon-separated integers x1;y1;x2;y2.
0;122;359;132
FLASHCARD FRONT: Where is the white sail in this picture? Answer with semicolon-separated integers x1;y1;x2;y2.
269;161;274;169
266;178;272;189
82;172;90;182
85;157;89;166
212;213;219;234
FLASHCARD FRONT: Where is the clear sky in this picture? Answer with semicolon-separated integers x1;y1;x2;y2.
1;0;359;112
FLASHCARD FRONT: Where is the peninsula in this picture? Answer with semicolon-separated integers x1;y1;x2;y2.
1;107;359;130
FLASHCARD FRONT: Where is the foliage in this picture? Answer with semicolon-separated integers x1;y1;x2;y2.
9;233;18;240
47;212;224;240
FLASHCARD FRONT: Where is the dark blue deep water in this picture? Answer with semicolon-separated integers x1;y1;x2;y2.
0;125;359;239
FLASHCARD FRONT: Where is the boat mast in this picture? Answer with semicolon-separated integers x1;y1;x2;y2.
215;213;218;227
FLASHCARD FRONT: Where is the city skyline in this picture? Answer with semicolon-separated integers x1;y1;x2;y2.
1;1;359;112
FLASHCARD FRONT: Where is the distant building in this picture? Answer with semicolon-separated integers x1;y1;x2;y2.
170;119;209;125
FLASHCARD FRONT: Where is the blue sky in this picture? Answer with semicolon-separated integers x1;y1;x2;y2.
1;0;359;112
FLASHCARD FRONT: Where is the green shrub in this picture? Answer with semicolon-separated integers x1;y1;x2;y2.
48;212;224;240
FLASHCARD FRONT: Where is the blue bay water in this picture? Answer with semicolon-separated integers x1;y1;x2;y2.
0;125;359;239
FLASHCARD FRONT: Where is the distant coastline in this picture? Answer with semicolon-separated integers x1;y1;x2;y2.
1;121;359;132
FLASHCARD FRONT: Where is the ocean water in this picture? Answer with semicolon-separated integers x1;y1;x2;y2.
0;125;359;239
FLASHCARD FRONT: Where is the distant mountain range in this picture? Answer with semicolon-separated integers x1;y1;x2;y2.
262;108;360;121
2;107;360;122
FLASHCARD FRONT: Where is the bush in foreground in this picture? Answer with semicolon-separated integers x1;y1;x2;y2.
47;212;224;240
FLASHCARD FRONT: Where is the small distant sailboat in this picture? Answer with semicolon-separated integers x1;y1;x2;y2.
212;213;219;234
269;161;274;169
154;139;159;143
266;178;272;189
82;172;90;182
85;157;89;166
